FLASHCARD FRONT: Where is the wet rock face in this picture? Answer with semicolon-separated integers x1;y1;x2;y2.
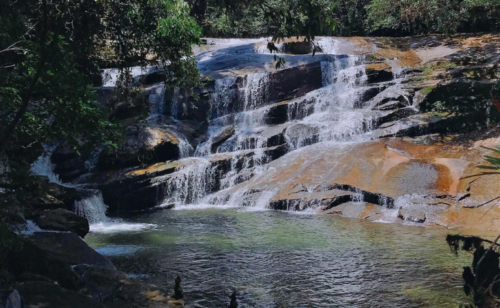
282;41;312;54
174;62;324;120
30;232;115;271
24;178;86;217
51;142;88;182
61;35;500;231
98;120;184;170
211;126;235;153
398;208;427;223
35;209;90;238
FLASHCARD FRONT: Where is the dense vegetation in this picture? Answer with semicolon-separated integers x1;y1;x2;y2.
0;0;202;187
196;0;500;37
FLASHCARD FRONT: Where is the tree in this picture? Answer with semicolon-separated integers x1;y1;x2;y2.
365;0;500;35
0;0;202;177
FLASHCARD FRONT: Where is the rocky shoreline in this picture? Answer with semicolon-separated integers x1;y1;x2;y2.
2;33;500;307
52;34;500;232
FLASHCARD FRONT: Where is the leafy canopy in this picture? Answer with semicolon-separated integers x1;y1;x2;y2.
0;0;203;177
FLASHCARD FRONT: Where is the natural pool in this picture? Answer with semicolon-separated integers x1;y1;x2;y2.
86;208;472;308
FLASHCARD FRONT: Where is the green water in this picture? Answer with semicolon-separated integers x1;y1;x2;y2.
86;208;472;308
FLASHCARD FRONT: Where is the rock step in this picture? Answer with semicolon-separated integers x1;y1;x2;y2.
99;145;288;214
269;184;394;212
170;60;397;122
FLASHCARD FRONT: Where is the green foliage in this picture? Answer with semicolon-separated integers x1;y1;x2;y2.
431;101;447;113
365;0;500;34
196;0;500;37
0;0;203;182
198;0;340;39
421;86;435;95
477;146;500;175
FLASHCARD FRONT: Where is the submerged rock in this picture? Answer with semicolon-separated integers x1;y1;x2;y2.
172;275;184;300
228;291;238;308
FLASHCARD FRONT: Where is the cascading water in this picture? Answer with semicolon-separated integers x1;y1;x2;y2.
74;192;109;225
31;144;154;233
156;39;414;213
30;145;62;184
148;83;167;116
75;192;155;233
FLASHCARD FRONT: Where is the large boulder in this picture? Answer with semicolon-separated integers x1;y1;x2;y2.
25;178;87;217
30;232;115;270
73;265;131;303
35;209;89;238
8;232;115;291
16;281;106;308
98;118;190;170
7;235;80;290
51;142;88;182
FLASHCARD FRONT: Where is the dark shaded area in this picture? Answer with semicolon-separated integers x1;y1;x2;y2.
447;234;500;308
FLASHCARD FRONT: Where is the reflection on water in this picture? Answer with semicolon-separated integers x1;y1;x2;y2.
86;209;470;308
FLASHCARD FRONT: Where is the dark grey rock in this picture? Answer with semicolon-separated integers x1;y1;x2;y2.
31;232;115;270
35;209;89;238
16;281;106;308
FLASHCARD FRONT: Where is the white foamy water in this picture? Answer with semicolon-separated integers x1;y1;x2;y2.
30;145;62;184
171;203;239;211
95;245;143;256
21;220;43;235
90;222;155;234
101;66;162;87
75;192;156;233
158;48;399;211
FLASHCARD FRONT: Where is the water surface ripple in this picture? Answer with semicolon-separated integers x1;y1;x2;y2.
87;209;469;308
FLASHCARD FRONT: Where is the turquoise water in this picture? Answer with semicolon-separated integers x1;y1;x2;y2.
86;208;471;308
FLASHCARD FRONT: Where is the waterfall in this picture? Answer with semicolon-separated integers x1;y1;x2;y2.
284;57;375;150
161;158;216;206
30;145;61;184
149;38;419;212
30;145;152;233
148;83;166;116
161;54;379;209
74;193;109;225
75;191;156;233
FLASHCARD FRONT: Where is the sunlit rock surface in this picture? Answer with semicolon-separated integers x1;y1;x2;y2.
61;34;500;232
